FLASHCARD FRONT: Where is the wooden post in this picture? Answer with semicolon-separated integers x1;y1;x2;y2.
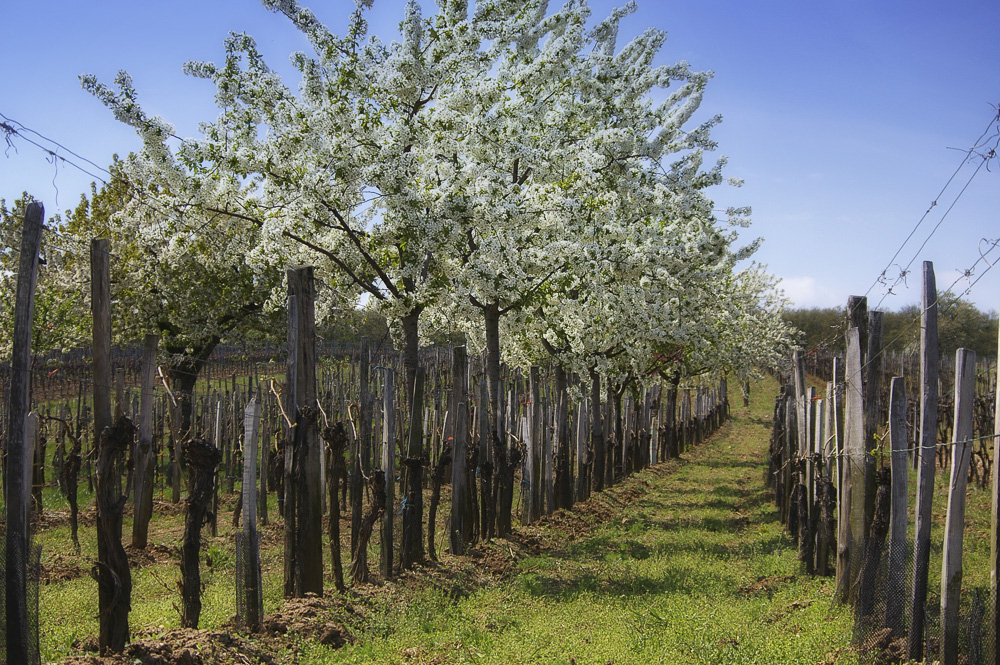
530;367;543;519
132;334;159;548
92;239;113;457
845;327;867;604
793;350;808;459
478;378;494;539
940;349;976;665
521;365;536;525
237;398;263;631
259;393;269;526
885;376;908;636
351;339;370;567
589;370;605;492
863;311;884;540
831;357;845;501
812;393;826;574
909;261;940;661
838;327;865;604
3;202;43;665
401;368;426;568
450;348;469;554
91;237;134;653
381;368;396;577
543;390;554;515
576;401;588;502
782;395;795;526
283;266;323;597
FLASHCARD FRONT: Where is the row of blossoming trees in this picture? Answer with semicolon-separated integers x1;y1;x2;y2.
3;0;796;656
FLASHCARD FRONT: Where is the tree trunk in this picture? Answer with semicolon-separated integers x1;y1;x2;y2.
400;308;423;406
589;369;605;492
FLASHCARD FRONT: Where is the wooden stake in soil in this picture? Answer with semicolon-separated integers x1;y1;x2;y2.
283;266;324;597
843;326;866;606
940;348;976;665
401;368;426;569
885;376;909;636
91;237;135;654
380;369;396;579
3;201;44;665
909;261;940;662
237;398;263;631
132;334;159;549
450;348;470;555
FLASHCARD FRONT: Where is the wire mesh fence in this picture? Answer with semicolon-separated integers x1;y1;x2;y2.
235;530;263;633
0;536;42;665
849;537;995;664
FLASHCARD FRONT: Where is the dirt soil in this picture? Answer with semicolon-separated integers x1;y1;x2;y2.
55;470;667;665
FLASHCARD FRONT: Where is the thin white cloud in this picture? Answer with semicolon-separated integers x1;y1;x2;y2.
779;276;844;309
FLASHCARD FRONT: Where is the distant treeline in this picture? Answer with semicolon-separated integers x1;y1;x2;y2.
783;292;998;357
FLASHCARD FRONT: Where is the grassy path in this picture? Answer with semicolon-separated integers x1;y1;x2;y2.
314;377;858;664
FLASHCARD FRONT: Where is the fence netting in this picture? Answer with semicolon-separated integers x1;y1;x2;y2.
235;530;263;632
850;536;994;664
0;535;42;665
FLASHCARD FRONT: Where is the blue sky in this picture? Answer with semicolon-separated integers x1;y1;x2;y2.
2;0;998;313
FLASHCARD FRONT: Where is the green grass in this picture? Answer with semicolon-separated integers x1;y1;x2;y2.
287;377;860;664
27;371;997;663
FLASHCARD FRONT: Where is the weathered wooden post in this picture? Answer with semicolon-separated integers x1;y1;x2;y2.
589;369;605;492
813;393;829;575
543;388;555;515
283;266;323;597
381;368;396;578
793;350;808;458
863;311;884;540
521;365;537;525
3;201;44;665
401;368;426;569
92;239;113;446
909;262;940;661
478;378;494;538
450;348;470;555
236;398;263;631
351;338;371;575
575;401;589;502
91;238;134;653
846;326;867;602
940;348;976;665
782;394;795;526
885;377;909;636
132;334;159;549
